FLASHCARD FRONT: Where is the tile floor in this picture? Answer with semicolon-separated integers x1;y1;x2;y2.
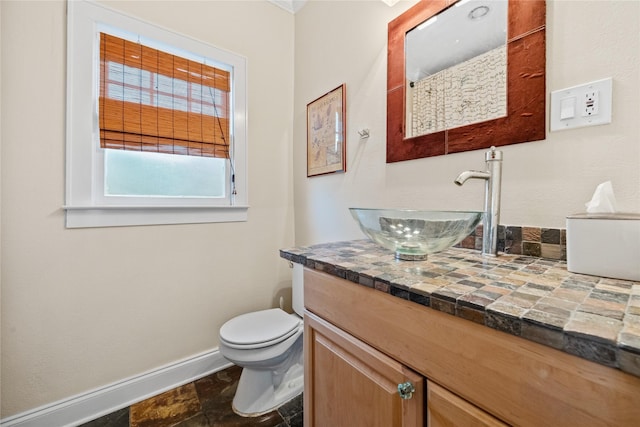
80;365;303;427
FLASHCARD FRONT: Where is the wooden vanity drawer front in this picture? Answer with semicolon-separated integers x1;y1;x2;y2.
427;381;507;427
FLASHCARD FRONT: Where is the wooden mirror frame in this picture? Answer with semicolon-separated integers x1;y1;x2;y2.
387;0;546;163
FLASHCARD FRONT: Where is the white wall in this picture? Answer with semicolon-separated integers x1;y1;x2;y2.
0;0;295;417
293;0;640;245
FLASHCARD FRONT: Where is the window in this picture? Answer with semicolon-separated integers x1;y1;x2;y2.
65;1;248;228
99;32;230;199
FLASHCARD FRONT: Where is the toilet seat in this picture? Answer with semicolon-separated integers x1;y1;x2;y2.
220;308;302;350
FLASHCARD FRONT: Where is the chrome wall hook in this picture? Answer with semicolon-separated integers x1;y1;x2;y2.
358;129;370;139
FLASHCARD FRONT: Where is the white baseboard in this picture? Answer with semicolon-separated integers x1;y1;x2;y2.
1;349;232;427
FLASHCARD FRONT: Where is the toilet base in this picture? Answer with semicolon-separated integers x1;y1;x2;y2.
232;361;304;417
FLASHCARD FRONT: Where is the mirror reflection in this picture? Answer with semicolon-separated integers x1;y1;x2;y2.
405;0;508;138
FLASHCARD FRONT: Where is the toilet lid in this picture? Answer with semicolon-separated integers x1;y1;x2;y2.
220;308;301;349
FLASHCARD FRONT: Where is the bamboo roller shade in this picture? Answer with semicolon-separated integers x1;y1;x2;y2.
99;33;231;158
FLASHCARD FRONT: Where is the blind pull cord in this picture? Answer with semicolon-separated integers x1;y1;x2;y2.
208;85;235;197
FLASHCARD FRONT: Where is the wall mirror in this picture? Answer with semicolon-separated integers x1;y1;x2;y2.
387;0;546;163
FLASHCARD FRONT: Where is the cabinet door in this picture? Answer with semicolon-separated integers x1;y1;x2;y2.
305;311;424;427
427;381;507;427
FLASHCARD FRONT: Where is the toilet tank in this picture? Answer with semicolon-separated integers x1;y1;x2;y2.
292;263;304;316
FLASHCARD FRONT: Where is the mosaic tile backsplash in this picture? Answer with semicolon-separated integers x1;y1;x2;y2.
457;224;566;260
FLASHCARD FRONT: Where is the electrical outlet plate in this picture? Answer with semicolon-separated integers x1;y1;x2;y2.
550;77;612;132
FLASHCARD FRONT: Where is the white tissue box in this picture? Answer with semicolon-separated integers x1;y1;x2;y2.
566;213;640;281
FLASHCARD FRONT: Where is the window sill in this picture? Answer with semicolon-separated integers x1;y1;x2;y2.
63;205;249;228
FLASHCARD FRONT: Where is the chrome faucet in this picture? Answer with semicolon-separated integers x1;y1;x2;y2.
454;146;503;256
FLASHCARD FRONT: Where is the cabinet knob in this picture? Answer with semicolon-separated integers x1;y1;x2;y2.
397;381;415;400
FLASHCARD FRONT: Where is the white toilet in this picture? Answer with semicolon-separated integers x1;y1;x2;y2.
218;263;304;416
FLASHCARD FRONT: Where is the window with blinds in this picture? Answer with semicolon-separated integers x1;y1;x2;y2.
66;0;248;227
99;33;231;158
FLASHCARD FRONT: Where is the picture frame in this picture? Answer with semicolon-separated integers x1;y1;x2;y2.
306;84;346;177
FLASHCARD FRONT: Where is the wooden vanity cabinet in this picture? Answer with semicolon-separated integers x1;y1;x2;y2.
303;267;640;426
304;312;424;426
305;310;503;427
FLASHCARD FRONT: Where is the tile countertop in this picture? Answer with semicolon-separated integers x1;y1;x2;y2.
280;240;640;378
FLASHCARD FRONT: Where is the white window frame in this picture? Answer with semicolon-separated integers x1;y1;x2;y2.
64;0;248;228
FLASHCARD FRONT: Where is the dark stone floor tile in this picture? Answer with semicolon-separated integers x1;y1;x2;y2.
79;407;129;427
277;394;302;421
206;409;284;427
195;368;241;424
195;365;242;412
174;413;210;427
130;383;201;427
285;411;303;427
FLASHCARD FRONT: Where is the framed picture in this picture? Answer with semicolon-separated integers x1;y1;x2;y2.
307;84;346;177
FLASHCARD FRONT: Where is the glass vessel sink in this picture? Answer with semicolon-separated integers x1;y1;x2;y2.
349;208;483;261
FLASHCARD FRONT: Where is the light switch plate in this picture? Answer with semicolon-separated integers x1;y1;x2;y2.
550;77;612;132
